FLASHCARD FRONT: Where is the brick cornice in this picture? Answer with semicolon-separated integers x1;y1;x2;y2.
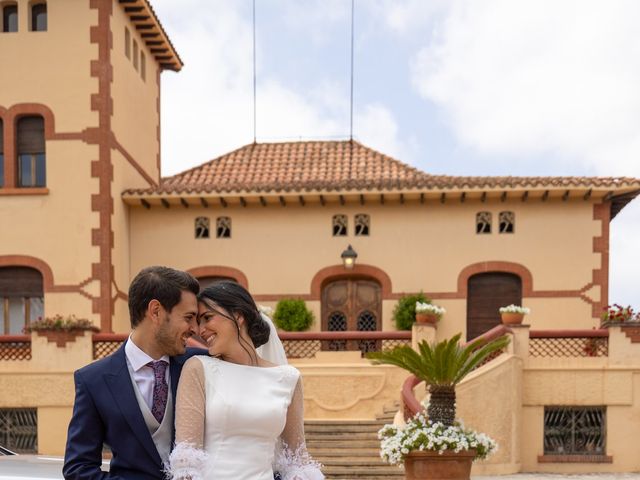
186;266;249;289
309;264;393;300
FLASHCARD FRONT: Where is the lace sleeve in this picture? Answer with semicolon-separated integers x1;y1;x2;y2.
276;377;324;480
166;356;209;480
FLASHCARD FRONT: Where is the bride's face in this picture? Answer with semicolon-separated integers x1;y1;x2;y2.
198;300;243;357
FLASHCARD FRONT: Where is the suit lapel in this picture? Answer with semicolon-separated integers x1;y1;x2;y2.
104;343;162;467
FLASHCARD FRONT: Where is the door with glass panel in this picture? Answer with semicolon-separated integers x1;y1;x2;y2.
321;279;381;353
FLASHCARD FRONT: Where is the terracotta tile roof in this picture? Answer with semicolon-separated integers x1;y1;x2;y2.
122;140;640;195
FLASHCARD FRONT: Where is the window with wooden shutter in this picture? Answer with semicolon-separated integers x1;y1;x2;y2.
17;116;46;187
0;267;44;335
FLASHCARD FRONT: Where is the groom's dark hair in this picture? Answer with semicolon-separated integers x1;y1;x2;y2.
128;266;200;327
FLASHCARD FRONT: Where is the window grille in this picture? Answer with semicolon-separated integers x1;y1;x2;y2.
195;217;210;239
327;311;347;351
357;310;377;353
499;211;515;233
216;217;231;238
354;214;370;236
476;211;491;234
544;406;606;455
0;408;37;453
332;215;347;236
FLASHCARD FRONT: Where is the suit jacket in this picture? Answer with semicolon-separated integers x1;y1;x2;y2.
63;342;207;480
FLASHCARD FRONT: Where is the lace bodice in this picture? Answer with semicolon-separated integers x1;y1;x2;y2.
167;356;323;480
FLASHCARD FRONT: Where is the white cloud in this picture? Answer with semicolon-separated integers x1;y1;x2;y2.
408;0;640;305
154;0;410;176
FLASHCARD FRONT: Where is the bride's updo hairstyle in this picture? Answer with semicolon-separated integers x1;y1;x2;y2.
198;281;270;349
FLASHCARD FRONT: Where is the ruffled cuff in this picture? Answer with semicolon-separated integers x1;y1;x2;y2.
274;442;324;480
166;442;209;480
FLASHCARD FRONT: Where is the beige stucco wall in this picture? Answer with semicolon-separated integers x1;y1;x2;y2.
0;0;98;131
128;199;602;335
110;1;161;184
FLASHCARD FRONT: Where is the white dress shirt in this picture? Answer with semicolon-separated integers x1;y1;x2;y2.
124;335;170;411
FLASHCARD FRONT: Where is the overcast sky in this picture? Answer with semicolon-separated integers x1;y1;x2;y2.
152;0;639;307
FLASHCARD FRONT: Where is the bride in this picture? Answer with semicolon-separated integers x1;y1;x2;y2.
167;281;324;480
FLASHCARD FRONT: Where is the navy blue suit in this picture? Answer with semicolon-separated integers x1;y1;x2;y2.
63;343;207;480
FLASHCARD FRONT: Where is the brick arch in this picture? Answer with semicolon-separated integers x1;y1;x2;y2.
457;261;533;298
7;103;56;139
0;255;54;292
186;266;249;289
310;264;393;300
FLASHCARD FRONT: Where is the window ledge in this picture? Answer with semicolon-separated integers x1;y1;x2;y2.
0;188;49;196
538;454;613;464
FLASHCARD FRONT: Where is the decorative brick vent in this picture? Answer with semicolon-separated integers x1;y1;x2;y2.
0;336;31;361
530;331;608;357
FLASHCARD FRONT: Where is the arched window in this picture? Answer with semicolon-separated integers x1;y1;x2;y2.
2;3;18;32
17;116;46;187
332;214;347;236
0;118;4;187
216;217;231;238
133;40;139;70
140;52;146;80
124;27;131;59
354;213;370;236
30;2;46;32
194;217;210;239
0;267;44;335
476;211;491;234
499;211;515;233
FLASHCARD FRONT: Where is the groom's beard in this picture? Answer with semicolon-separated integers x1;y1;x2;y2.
156;315;185;356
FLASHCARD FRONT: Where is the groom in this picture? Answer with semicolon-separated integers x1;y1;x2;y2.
63;266;206;479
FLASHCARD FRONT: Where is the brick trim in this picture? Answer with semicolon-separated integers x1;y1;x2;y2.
537;454;612;464
89;0;114;331
111;135;158;187
187;266;249;289
592;202;610;317
457;261;534;298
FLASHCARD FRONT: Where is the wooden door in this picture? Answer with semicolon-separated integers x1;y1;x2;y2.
321;279;381;352
466;272;522;340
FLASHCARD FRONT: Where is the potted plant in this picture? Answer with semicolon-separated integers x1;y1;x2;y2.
367;333;509;479
600;304;637;326
25;314;99;348
499;304;530;325
393;293;430;330
273;299;314;331
415;301;445;324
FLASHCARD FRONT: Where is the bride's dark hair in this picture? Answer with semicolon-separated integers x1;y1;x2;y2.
198;281;270;361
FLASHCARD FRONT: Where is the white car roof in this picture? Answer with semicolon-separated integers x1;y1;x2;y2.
0;455;109;479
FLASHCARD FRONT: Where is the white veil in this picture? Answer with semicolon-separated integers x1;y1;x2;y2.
256;312;288;365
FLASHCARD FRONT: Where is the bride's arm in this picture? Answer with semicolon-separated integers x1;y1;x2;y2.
166;357;209;480
277;377;324;480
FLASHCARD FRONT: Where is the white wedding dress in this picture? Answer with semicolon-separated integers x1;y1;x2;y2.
167;356;324;480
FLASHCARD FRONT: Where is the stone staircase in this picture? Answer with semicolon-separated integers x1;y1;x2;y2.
305;405;405;480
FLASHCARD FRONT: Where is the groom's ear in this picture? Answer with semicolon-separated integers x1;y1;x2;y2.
148;299;162;325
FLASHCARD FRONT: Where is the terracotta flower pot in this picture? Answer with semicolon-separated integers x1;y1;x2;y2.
34;329;88;348
416;313;439;324
500;313;524;325
404;449;476;480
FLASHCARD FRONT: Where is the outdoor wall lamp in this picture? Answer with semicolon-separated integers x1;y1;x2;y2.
341;245;358;269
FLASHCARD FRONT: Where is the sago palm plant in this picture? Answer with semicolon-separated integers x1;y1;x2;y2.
368;333;510;426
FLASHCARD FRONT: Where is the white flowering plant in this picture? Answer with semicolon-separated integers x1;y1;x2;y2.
415;302;446;318
498;304;530;315
378;412;497;466
257;304;274;317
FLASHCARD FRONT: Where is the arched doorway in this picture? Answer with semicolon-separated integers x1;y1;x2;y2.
0;267;44;334
197;276;237;290
466;272;522;340
321;278;381;353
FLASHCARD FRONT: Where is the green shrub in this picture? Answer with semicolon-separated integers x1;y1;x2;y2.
393;293;430;330
273;299;314;331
